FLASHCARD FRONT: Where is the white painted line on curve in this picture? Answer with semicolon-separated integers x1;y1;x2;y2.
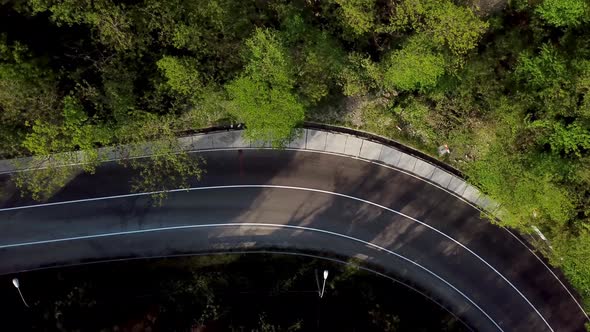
503;228;590;321
0;140;587;322
0;222;503;331
0;184;552;331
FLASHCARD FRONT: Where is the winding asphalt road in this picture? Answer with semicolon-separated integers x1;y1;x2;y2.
0;149;587;331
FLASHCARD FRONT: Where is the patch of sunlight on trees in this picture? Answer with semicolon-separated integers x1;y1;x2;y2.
225;28;304;147
382;35;445;92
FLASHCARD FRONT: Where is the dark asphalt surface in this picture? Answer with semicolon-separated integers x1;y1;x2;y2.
0;149;586;331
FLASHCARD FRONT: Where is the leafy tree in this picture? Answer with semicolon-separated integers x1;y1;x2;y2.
23;96;112;156
138;0;258;81
393;98;437;143
535;0;589;27
115;112;204;204
28;0;135;51
515;44;569;90
16;96;112;199
157;56;202;100
382;35;445;92
241;29;294;90
333;0;377;36
338;53;380;96
551;230;590;301
514;44;579;118
226;29;304;146
386;0;428;32
226;77;304;147
531;121;590;157
381;0;488;56
422;0;489;56
0;36;60;157
468;144;575;230
277;13;346;104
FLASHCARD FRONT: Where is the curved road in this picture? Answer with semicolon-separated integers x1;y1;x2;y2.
0;149;587;331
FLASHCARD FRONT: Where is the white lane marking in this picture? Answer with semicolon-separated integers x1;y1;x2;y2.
1;143;585;321
0;184;552;331
0;222;503;331
196;148;590;323
503;228;590;321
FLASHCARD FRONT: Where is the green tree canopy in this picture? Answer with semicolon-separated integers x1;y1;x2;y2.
382;36;445;92
226;29;304;146
226;77;304;147
157;56;202;100
423;0;488;56
535;0;589;27
333;0;377;36
29;0;135;51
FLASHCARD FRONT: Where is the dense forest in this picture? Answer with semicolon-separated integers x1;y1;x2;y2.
1;0;590;310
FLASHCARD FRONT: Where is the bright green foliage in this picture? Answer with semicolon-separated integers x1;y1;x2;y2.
17;96;112;200
515;45;569;90
382;36;445;91
393;99;437;143
226;29;304;146
387;0;428;32
515;45;578;118
545;122;590;157
242;29;294;90
226;77;304;147
334;0;376;36
468;144;575;229
423;1;489;55
23;96;112;156
338;53;380;96
462;103;578;231
381;0;489;56
175;87;231;130
552;231;590;301
157;56;202;99
536;0;589;27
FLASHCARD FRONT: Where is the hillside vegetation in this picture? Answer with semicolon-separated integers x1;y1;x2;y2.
1;0;590;309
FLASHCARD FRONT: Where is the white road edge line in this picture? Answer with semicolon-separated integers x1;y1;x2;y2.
0;222;503;331
0;184;552;331
503;228;590;321
205;147;590;323
1;141;585;322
